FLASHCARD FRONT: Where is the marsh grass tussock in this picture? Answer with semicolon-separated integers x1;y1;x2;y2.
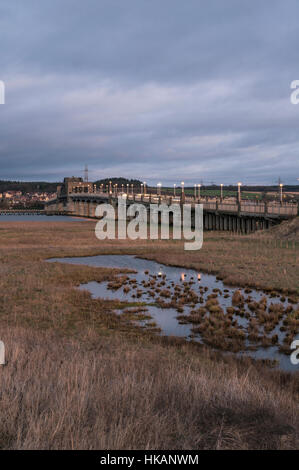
0;326;297;450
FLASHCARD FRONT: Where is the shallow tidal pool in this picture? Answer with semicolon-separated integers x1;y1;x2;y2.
48;254;299;372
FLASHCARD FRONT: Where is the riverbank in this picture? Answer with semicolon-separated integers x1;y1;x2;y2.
0;220;298;449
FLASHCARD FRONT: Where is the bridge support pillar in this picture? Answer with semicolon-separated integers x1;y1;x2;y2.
84;201;89;217
246;219;251;234
66;199;75;214
241;218;245;234
72;200;78;216
79;201;85;217
91;201;96;217
76;200;80;216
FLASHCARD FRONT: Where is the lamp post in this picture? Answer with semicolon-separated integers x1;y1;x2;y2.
143;182;147;195
279;183;283;204
220;183;223;201
127;183;129;196
173;184;176;197
181;182;185;203
131;184;134;196
157;183;162;196
198;184;201;200
194;184;197;199
141;183;143;195
237;182;242;203
109;181;112;194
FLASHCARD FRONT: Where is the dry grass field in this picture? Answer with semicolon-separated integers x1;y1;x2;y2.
0;219;298;449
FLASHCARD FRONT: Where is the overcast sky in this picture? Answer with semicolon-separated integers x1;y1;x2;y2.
0;0;299;185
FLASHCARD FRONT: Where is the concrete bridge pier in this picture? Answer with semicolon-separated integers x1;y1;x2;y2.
90;201;97;218
66;199;75;214
241;218;246;233
90;201;96;217
79;201;85;217
247;218;252;232
75;200;81;216
84;201;89;217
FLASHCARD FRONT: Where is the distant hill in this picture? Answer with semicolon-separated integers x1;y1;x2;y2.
0;180;58;193
95;177;143;187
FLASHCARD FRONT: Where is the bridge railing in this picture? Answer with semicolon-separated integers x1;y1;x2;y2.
240;203;265;214
217;203;238;212
266;204;298;216
62;191;298;218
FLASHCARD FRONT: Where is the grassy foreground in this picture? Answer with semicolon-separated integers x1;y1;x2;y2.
0;220;298;450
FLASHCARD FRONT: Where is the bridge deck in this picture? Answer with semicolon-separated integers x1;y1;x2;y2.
58;192;298;219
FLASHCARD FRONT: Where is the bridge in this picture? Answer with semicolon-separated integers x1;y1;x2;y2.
44;177;298;234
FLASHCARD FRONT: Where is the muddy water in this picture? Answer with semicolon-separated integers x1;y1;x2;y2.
48;254;299;372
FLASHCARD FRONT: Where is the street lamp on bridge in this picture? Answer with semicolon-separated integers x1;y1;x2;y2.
173;183;176;197
220;183;223;201
181;182;185;202
279;183;283;204
198;184;201;200
237;182;242;203
157;183;162;196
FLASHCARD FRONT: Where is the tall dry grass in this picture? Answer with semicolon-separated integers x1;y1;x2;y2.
0;326;298;450
0;220;298;449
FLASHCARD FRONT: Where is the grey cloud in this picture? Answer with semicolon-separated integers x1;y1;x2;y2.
0;0;298;184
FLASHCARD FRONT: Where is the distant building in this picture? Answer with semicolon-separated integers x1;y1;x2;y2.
57;177;93;198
